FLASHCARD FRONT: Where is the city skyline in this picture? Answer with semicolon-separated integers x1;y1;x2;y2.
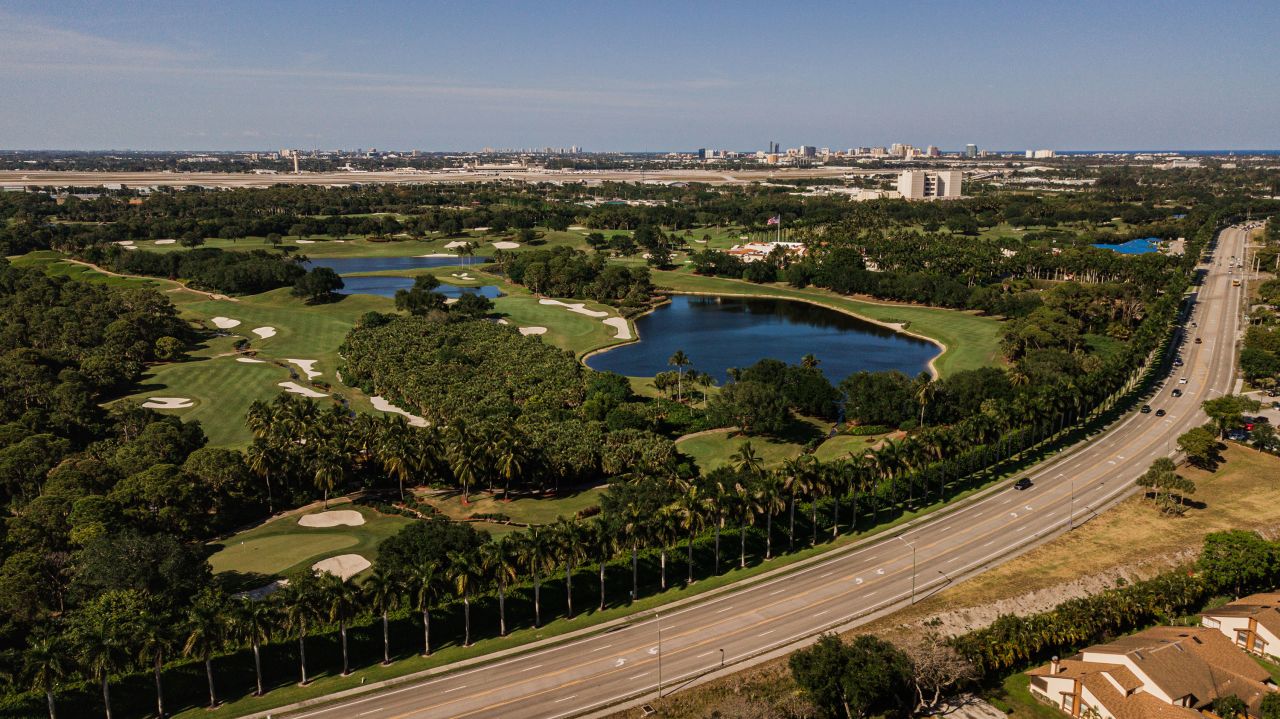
2;1;1279;151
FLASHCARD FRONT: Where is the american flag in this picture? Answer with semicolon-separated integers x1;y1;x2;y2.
766;215;781;226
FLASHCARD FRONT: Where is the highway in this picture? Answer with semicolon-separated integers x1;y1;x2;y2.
281;225;1247;719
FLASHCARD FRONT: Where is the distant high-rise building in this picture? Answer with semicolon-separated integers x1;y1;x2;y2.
800;145;817;158
1026;149;1056;159
696;148;706;160
898;170;963;200
965;144;979;158
926;145;940;157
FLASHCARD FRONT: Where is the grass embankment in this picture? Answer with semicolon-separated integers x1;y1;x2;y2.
674;417;895;471
651;270;1005;376
600;445;1280;719
207;504;411;584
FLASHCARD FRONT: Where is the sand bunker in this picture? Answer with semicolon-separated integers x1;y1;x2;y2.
122;245;139;251
278;381;328;398
252;326;277;339
444;298;459;305
451;272;476;281
299;510;366;528
519;326;548;336
370;396;429;427
444;240;470;249
236;357;266;364
154;239;176;245
603;317;633;340
141;397;194;409
114;240;134;246
286;359;320;380
296;239;315;244
491;241;521;249
312;554;371;580
418;253;454;258
538;299;609;317
211;316;241;329
496;319;511;325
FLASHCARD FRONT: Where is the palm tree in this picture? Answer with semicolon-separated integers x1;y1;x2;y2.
363;568;402;665
587;519;615;611
730;442;764;479
281;574;318;684
492;431;528;500
517;527;551;627
136;611;173;718
244;439;276;513
755;473;787;559
409;562;440;656
674;485;709;584
668;350;692;402
182;592;226;708
77;622;122;719
480;539;518;636
652;507;679;590
311;444;346;509
448;549;483;646
22;632;69;719
800;353;820;369
376;417;416;501
620;501;649;602
230;598;275;696
447;420;481;504
318;573;359;675
915;380;937;428
552;518;587;618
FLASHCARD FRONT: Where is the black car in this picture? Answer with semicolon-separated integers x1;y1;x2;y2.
1195;337;1203;344
1172;389;1183;397
1014;478;1033;490
1155;409;1166;417
1141;405;1152;413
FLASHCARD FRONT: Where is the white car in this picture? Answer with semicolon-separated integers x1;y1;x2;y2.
1178;378;1188;385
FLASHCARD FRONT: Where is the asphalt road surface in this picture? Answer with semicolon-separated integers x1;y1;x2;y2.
282;226;1247;719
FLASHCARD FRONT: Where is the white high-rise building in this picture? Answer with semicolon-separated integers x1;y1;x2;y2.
898;170;963;199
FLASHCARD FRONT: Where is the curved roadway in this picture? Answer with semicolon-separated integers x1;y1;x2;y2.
285;225;1247;719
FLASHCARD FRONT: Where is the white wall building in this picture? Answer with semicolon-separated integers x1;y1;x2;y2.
897;170;963;199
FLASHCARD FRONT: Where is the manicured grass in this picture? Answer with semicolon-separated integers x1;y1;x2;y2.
812;432;893;462
650;270;1006;376
10;251;170;290
675;416;829;471
207;504;412;583
988;673;1064;719
419;485;608;526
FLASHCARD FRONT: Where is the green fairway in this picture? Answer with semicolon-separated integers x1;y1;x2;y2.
812;432;894;462
675;415;830;471
207;504;412;582
650;270;1006;376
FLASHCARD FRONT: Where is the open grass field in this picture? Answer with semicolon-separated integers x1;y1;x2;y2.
675;415;831;471
812;432;895;462
650;270;1006;376
207;504;412;583
419;485;608;526
599;445;1280;719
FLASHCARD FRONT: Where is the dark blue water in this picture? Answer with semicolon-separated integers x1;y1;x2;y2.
335;275;502;299
585;295;938;383
303;256;491;273
1091;238;1160;255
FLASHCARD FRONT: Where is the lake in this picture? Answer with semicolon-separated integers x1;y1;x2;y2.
1091;238;1160;255
303;256;491;273
334;275;501;299
585;295;939;383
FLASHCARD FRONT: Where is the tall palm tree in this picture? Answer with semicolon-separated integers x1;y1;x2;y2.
620;502;649;602
281;575;317;685
552;519;587;618
448;549;484;646
230;598;275;696
915;380;937;428
77;622;122;719
480;539;518;636
136;611;173;719
409;562;440;656
22;632;69;719
730;442;764;479
652;507;679;590
492;431;528;501
447;420;481;504
182;592;227;708
363;568;402;665
674;485;709;584
376;417;416;501
311;444;345;509
517;527;551;627
668;350;692;402
244;439;276;514
587;519;615;611
755;472;787;559
318;573;359;675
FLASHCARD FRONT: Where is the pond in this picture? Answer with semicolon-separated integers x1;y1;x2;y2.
1091;238;1160;255
585;295;939;383
303;256;491;273
334;275;501;299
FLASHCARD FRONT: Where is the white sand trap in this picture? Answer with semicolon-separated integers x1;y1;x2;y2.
418;253;454;258
122;245;139;251
252;326;277;339
444;240;470;248
694;239;707;243
312;554;371;580
538;299;609;317
472;226;491;232
444;298;459;305
211;316;241;329
114;240;134;246
296;239;315;244
519;326;548;336
142;397;194;409
236;357;266;364
370;396;429;427
299;510;366;528
569;225;586;230
154;239;176;245
286;359;320;380
278;381;328;398
496;319;511;325
235;579;287;601
603;317;633;340
491;241;521;249
450;273;476;281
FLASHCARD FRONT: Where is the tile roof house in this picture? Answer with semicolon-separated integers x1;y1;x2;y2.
1027;626;1276;719
1201;593;1280;662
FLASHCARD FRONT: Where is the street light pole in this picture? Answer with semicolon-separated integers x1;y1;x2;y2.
896;535;916;604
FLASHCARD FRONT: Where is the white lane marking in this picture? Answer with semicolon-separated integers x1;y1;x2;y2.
647;647;658;655
358;711;383;717
876;568;885;575
984;540;995;547
443;685;467;693
1024;505;1033;511
519;664;543;672
948;556;961;563
769;588;787;596
554;695;577;703
629;673;648;681
758;629;776;637
1010;512;1018;518
715;606;734;614
820;571;834;578
815;609;830;616
614;658;626;667
865;590;878;597
854;577;863;585
697;651;716;658
590;644;613;652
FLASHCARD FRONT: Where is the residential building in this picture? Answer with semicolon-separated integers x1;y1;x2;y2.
1027;626;1276;719
725;241;806;263
965;143;979;158
1026;149;1057;159
897;170;963;199
1202;593;1280;661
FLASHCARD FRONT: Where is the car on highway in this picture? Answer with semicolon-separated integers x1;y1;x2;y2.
1178;378;1188;384
1014;478;1033;490
1174;358;1184;367
1272;401;1280;409
1172;389;1183;397
1195;338;1203;344
1141;405;1152;413
1155;409;1166;417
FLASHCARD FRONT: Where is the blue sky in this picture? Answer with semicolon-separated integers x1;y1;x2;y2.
1;1;1277;151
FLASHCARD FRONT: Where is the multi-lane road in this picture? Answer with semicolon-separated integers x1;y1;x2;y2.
280;225;1248;719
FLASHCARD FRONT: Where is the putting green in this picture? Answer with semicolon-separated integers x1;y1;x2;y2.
209;534;359;576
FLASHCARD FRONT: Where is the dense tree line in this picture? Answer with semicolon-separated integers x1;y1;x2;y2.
493;246;654;309
90;247;309;295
